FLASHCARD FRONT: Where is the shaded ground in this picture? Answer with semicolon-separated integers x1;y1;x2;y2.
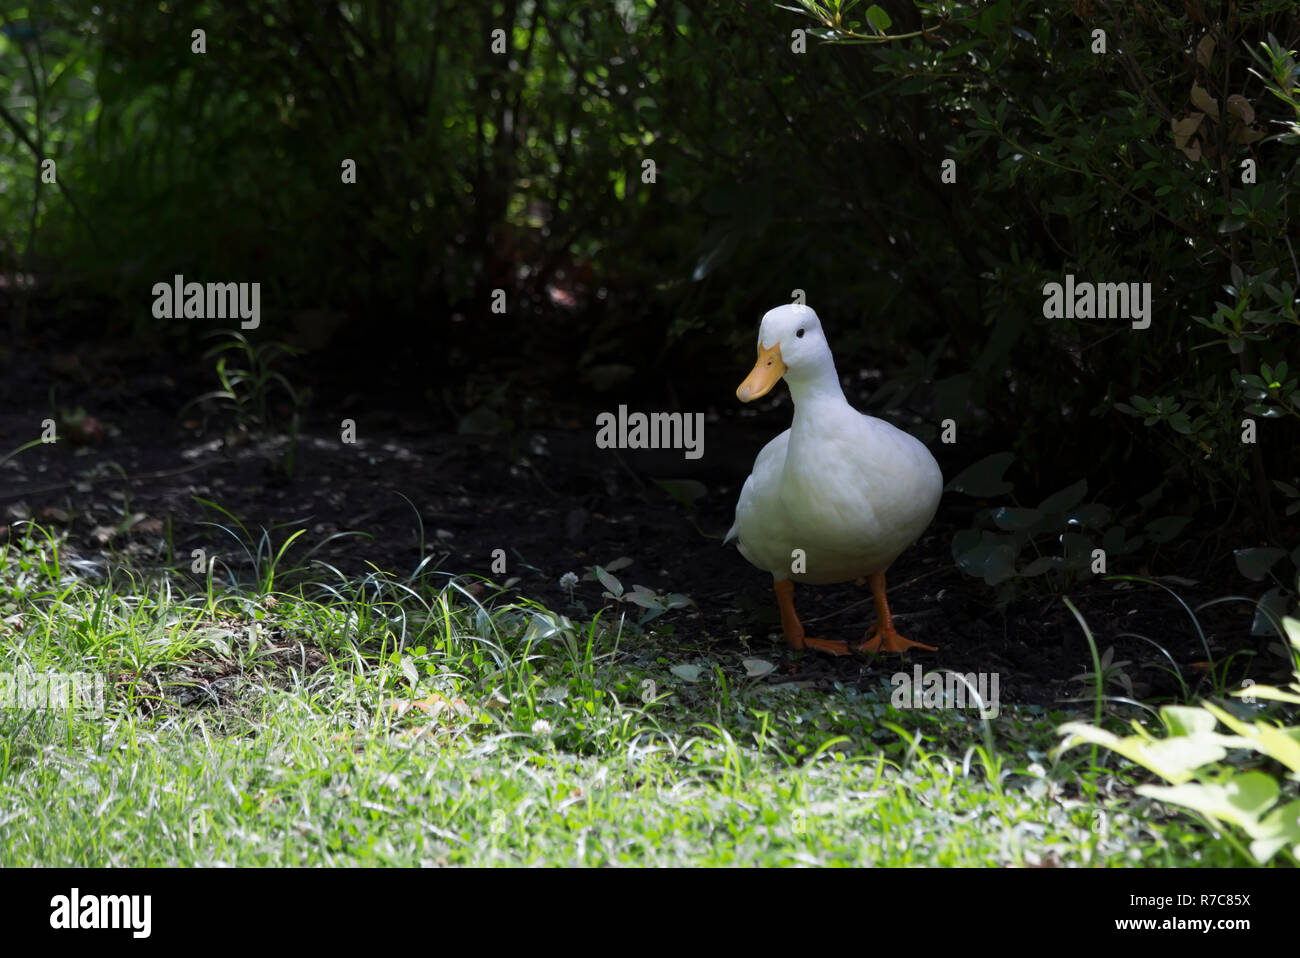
1;331;1290;707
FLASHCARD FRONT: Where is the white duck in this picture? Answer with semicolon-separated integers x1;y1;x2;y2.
726;304;943;654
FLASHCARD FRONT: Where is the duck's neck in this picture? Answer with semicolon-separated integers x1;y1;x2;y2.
788;363;848;431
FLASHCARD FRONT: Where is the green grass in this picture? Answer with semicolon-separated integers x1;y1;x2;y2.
0;521;1256;866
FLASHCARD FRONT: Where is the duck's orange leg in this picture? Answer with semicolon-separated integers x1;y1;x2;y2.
856;571;936;653
773;578;855;655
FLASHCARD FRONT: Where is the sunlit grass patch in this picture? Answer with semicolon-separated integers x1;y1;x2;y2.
0;521;1265;866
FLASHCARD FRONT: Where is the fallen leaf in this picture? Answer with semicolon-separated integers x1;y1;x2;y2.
411;692;470;717
670;664;702;683
134;517;164;535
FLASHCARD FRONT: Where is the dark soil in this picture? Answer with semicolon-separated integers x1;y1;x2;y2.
1;332;1291;708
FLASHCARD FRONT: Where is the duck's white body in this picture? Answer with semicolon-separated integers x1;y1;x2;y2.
728;408;942;584
726;305;942;587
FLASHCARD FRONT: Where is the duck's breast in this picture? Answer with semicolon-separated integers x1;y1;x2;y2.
779;413;941;580
729;429;797;575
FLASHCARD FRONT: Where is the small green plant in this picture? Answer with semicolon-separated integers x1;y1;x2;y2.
182;331;306;436
580;560;692;627
192;497;367;596
180;331;308;478
1070;646;1136;701
1058;600;1300;865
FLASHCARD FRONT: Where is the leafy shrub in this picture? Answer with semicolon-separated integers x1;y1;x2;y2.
785;1;1300;549
946;452;1189;592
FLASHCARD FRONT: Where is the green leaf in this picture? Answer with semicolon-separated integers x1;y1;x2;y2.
1203;702;1300;773
1251;587;1290;637
951;529;981;559
692;230;739;281
652;478;708;510
1037;479;1087;514
623;586;664;609
1144;516;1191;543
1020;555;1064;576
1058;721;1234;783
955;532;1017;585
1068;504;1112;528
593;566;624;598
1161;705;1218;737
1249;800;1300;864
990;506;1042;531
1139;772;1279;837
1234;547;1286;581
865;4;892;33
1101;525;1127;555
945;452;1015;497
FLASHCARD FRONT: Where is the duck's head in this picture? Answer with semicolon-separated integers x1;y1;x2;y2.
736;304;835;402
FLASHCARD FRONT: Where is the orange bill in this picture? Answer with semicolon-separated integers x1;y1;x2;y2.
736;343;786;402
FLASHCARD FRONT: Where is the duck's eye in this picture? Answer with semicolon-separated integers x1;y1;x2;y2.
796;328;806;338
